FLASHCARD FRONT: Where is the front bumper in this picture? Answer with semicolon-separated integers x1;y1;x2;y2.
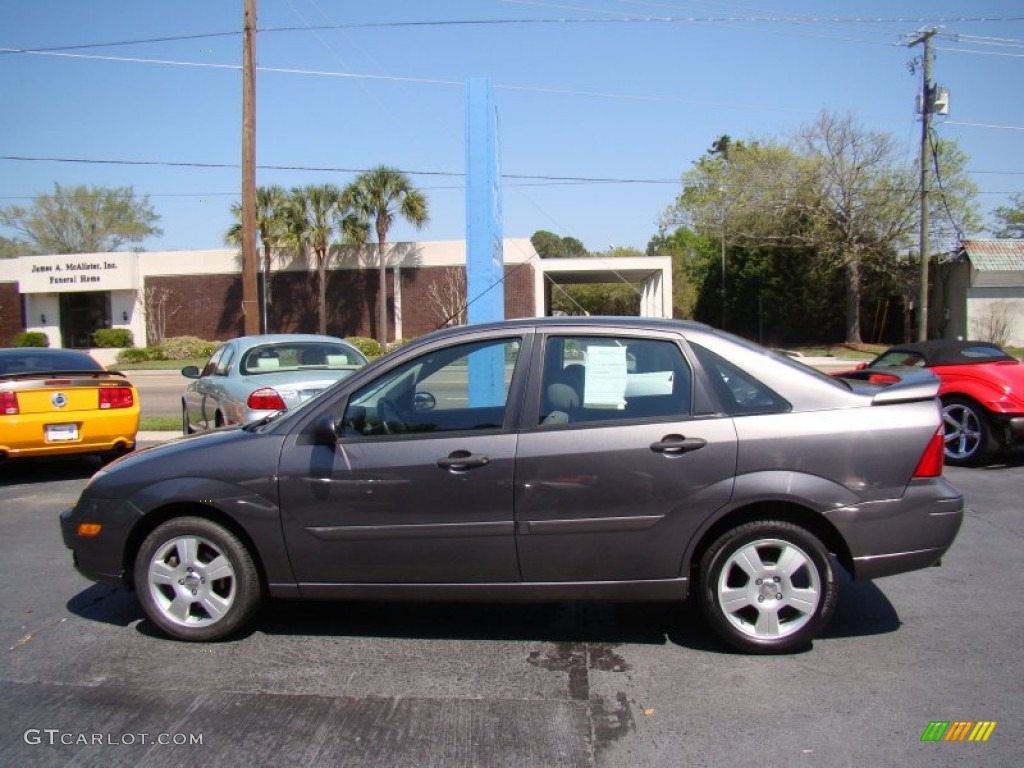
60;496;142;588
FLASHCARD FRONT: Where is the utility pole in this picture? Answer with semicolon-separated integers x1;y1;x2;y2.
241;0;259;335
908;29;936;341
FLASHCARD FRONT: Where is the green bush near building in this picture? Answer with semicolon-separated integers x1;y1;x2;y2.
12;331;49;347
93;328;134;348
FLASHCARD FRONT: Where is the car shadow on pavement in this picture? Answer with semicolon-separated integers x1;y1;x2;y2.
66;583;145;628
0;456;102;485
66;567;901;653
819;567;901;640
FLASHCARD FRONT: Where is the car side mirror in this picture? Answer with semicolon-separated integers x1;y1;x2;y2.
181;365;201;379
313;414;342;445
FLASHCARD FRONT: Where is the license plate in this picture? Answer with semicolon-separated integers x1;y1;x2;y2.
46;424;79;442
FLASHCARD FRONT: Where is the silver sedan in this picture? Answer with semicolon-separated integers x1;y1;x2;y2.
181;334;367;433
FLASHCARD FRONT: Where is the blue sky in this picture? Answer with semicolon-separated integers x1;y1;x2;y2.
1;1;1021;258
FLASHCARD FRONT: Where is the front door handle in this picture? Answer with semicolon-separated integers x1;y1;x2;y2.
650;434;707;454
437;450;492;470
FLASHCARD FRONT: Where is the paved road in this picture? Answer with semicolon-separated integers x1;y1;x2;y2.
0;456;1021;767
128;370;189;420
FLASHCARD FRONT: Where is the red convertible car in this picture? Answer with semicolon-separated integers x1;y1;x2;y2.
835;340;1024;466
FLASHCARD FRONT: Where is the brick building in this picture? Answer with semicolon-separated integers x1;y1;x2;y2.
1;239;672;348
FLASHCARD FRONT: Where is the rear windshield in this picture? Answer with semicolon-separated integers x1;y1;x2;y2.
240;342;366;376
0;351;102;375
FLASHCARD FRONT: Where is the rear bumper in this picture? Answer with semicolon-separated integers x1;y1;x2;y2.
1;409;138;458
825;477;964;580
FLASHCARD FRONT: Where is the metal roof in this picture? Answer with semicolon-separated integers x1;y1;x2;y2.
960;239;1024;271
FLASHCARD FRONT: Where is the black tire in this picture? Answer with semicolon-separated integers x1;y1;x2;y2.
134;517;261;642
182;403;194;435
942;395;997;467
697;520;837;654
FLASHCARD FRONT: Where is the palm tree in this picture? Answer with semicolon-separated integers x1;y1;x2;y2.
342;166;429;348
225;185;287;333
281;184;342;335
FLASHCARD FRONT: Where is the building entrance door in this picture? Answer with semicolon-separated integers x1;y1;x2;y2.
59;292;110;348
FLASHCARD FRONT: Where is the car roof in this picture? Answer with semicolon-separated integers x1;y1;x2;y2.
226;334;350;345
880;339;1016;366
412;316;714;345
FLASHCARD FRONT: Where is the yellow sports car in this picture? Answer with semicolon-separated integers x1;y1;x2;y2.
0;347;139;462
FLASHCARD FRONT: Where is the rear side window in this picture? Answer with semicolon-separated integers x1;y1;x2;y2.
539;336;692;426
690;343;789;416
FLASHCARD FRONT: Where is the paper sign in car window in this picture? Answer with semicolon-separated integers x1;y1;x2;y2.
583;345;627;409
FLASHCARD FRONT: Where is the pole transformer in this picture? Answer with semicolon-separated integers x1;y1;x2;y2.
241;0;259;335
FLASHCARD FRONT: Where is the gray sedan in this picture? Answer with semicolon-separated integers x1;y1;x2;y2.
181;334;367;433
63;318;962;653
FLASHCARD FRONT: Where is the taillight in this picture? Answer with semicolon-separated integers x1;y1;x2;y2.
99;386;135;410
913;425;946;478
247;388;286;411
0;391;18;415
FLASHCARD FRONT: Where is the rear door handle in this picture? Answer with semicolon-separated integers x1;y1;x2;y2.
650;434;707;454
437;451;492;470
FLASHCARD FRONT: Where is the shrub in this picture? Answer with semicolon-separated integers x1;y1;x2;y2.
346;336;382;358
116;348;153;364
93;328;134;348
160;336;218;360
12;331;49;348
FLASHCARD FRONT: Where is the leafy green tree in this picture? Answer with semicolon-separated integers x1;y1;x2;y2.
0;183;161;254
0;235;25;258
225;185;288;332
531;230;588;259
662;115;979;343
342;167;429;348
991;193;1024;239
646;228;705;319
281;184;344;335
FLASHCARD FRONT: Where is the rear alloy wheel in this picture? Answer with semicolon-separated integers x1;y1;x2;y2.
134;517;261;642
698;521;837;654
942;396;996;467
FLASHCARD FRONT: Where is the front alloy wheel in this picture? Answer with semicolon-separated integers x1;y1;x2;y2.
942;396;996;467
134;517;261;641
698;521;837;653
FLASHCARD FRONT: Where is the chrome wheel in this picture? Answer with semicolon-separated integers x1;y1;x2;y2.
716;538;821;641
135;517;260;641
698;521;836;653
145;534;237;629
942;397;994;466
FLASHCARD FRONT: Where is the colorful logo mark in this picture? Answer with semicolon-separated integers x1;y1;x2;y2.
921;721;997;742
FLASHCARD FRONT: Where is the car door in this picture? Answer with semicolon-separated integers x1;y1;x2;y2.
514;330;738;583
277;333;529;586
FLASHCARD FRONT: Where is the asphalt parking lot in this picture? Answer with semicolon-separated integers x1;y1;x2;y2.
0;453;1021;768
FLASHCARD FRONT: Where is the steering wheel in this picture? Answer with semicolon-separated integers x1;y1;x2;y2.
377;397;402;434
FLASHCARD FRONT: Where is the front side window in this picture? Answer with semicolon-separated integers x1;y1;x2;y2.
539;335;692;426
201;345;227;378
342;338;521;436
